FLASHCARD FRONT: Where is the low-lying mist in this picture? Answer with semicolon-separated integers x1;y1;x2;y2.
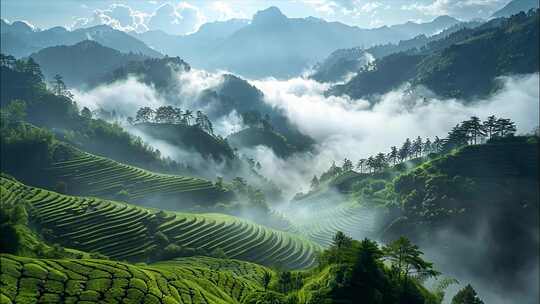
250;73;539;195
74;70;539;198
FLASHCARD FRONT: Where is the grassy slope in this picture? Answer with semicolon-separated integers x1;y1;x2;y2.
45;145;232;208
0;254;269;304
1;177;320;269
287;159;428;247
1;126;232;208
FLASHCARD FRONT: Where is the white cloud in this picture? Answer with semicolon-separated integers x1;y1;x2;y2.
72;66;538;197
247;73;539;195
210;1;247;21
71;2;206;35
360;2;382;13
147;2;206;35
71;3;148;32
72;77;166;117
402;0;504;17
303;0;384;16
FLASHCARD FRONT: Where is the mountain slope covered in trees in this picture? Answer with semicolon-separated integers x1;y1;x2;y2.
29;40;148;87
330;10;539;100
0;55;193;175
291;115;537;303
310;20;482;83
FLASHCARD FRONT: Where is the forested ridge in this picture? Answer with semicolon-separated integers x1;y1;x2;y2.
330;9;539;100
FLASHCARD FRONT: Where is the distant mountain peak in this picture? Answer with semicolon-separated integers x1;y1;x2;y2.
252;6;287;25
10;20;36;33
432;15;459;23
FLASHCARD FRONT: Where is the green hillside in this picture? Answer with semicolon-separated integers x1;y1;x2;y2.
0;254;269;304
228;127;300;158
0;123;231;208
134;123;235;162
0;58;192;176
46;147;231;208
383;136;539;295
331;10;539;100
1;177;320;268
290;201;378;247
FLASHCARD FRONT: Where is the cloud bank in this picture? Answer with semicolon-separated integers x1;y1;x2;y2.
248;73;539;194
71;2;206;35
74;69;539;197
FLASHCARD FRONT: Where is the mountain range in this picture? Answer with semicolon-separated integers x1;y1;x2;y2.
0;19;161;58
29;40;149;87
132;7;461;78
328;9;539;100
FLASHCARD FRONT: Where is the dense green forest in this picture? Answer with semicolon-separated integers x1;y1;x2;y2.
330;9;539;100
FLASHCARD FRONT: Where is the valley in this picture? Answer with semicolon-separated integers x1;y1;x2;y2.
1;1;539;304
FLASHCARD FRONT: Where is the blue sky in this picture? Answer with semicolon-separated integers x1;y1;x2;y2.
1;0;512;34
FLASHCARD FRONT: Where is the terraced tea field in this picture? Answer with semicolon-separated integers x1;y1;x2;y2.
286;201;378;247
0;254;269;304
46;148;231;207
1;177;320;269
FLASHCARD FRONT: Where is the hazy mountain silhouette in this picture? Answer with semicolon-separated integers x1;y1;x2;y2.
134;7;460;78
492;0;539;18
30;40;149;87
0;20;162;58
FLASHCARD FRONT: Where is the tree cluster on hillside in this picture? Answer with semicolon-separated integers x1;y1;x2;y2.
131;106;214;135
315;116;517;185
0;54;193;175
307;232;445;304
0;183;29;254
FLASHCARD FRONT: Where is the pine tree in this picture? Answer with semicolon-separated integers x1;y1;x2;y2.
375;152;387;172
482;115;498;139
412;136;423;158
423;138;432;155
342;158;353;172
465;116;485;144
366;156;375;173
388;146;398;165
451;284;484;304
81;107;92;120
383;237;440;281
356;159;367;173
495;118;516;137
135;107;154;123
398;138;412;161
